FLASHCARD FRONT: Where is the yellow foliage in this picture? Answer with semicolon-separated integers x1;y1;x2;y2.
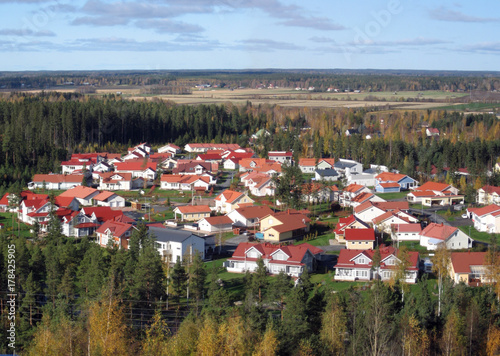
253;324;279;356
487;324;500;356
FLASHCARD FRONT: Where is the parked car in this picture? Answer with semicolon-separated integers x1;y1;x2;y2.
462;213;468;219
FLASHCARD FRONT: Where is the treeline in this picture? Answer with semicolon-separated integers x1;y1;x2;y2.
1;69;499;92
2;222;500;354
1;92;500;194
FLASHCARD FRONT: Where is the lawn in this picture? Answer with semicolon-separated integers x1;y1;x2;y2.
396;240;431;254
296;232;335;247
0;212;33;238
374;191;409;200
458;225;493;244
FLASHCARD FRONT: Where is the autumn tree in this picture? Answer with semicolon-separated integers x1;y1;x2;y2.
432;243;451;316
320;295;347;355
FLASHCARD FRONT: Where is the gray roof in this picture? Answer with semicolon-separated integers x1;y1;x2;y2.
149;226;203;243
315;169;339;177
334;161;356;169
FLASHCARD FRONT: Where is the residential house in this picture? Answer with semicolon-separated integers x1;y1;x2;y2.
196;152;224;163
477;185;500;205
242;172;275;197
346;172;377;187
61;157;96;175
93;191;126;207
340;184;373;207
407;182;463;207
184;143;241;153
98;172;133;191
268;151;293;165
173;205;211;222
354;201;411;225
259;210;311;242
468;204;500;233
314;169;339;182
29;174;84;190
419;223;473;250
149;226;205;263
334;245;420;283
391;224;423;243
426;128;440;137
61;210;99;238
160;174;212;192
375;172;417;192
226;205;274;228
59;186;100;206
350;192;386;208
114;161;157;180
316;158;336;170
215;190;254;214
334;159;363;178
301;183;333;204
298;158;316;174
173;161;218;175
81;206;134;225
198;216;234;232
344;228;376;250
96;221;137;249
449;252;487;285
158;143;181;155
333;215;370;242
224;242;323;277
372;210;418;234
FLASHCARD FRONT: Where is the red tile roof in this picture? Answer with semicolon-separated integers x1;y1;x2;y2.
215;190;244;203
417;182;452;192
81;207;128;223
230;242;322;266
96;220;134;238
174;205;212;214
93;191;116;201
344;183;365;193
420;223;457;241
450;252;487;273
298;158;316;167
114;161;157;172
376;172;407;182
59;186;99;199
344;228;375;241
31;174;84;184
202;215;233;226
469;204;500;217
379;182;401;188
233;205;274;219
393;223;422;233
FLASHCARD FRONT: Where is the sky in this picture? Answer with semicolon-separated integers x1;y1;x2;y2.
0;0;499;71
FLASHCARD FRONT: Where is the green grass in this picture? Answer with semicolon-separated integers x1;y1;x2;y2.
296;232;335;246
0;212;33;238
396;240;430;254
458;225;493;244
374;191;409;200
433;102;500;111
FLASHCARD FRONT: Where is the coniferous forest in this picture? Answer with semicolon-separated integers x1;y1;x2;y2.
1;83;500;354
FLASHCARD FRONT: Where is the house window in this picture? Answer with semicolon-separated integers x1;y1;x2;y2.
359;258;365;264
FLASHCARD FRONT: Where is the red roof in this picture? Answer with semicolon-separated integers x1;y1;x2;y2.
229;242;322;267
96;220;134;238
233;205;274;219
202;216;233;226
469;204;500;217
74;222;99;229
54;196;77;208
115;161;157;172
351;192;374;203
59;186;99;199
417;182;452;192
174;205;212;214
450;252;487;273
420;223;457;241
93;191;116;201
379;182;401;188
31;174;84;184
81;207;128;223
197;153;223;160
215;189;244;203
344;228;375;241
336;246;419;271
376;172;407;182
344;183;365;193
394;224;422;233
268;151;293;157
0;193;10;206
480;185;500;195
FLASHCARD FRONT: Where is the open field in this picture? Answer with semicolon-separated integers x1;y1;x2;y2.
7;86;483;111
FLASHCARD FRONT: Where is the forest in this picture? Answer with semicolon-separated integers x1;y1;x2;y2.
1;69;499;92
2;220;500;355
0;92;500;194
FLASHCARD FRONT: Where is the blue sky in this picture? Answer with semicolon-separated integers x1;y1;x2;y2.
0;0;499;71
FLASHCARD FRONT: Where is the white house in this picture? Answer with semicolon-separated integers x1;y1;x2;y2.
59;186;100;206
29;174;84;190
98;172;133;191
334;246;420;283
197;216;234;232
468;204;500;233
224;242;323;278
391;224;422;242
215;190;254;214
226;205;275;228
158;144;181;155
93;191;126;207
419;223;473;250
149;226;205;263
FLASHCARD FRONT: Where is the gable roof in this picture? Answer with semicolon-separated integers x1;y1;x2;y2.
96;220;134;238
420;223;457;240
114;161;157;172
31;174;84;184
201;215;233;226
376;172;407;182
417;182;452;192
215;189;244;203
344;228;375;241
480;185;500;195
93;191;117;201
174;205;212;214
298;158;316;167
343;183;365;193
232;205;274;220
469;204;500;217
149;226;202;243
59;186;99;199
81;206;130;223
394;223;422;233
230;242;322;265
450;252;487;273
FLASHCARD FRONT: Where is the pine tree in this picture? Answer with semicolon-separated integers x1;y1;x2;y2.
170;259;188;303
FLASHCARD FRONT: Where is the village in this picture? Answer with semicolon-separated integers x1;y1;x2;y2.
1;139;497;290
